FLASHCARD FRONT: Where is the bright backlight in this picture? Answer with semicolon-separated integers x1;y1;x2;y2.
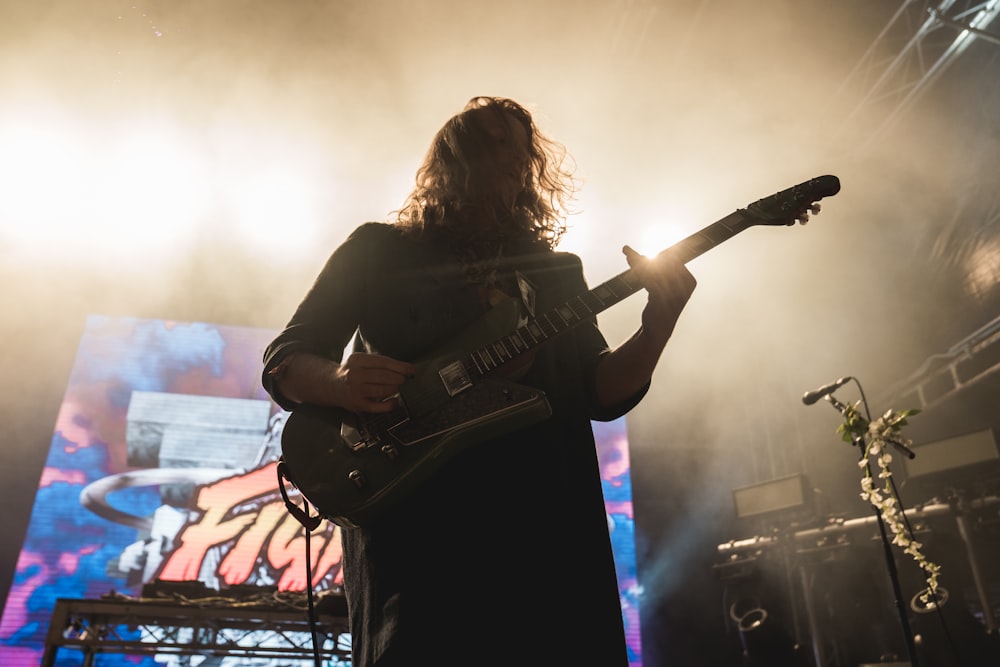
0;106;329;265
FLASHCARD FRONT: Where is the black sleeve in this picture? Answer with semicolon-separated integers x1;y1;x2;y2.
261;223;388;410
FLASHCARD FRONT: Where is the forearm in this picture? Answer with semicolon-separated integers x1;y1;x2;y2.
594;325;671;408
594;244;696;407
269;352;344;408
269;349;416;414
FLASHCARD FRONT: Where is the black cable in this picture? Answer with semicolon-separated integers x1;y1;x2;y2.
303;521;322;667
277;459;324;667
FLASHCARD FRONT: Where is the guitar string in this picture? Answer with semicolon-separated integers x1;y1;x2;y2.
357;219;752;433
368;275;637;420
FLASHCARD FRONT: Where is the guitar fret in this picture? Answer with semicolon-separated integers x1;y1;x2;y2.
484;345;498;365
505;335;524;354
467;353;486;377
474;349;494;372
591;284;615;305
492;341;510;362
555;303;577;326
524;321;544;343
479;351;494;373
539;313;559;337
578;291;605;313
467;273;643;380
569;295;594;318
603;277;636;300
594;279;634;304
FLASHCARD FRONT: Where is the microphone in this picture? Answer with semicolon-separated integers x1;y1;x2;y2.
802;377;852;405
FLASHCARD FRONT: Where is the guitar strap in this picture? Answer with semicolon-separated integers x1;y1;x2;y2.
471;267;537;380
276;460;323;531
515;269;537;318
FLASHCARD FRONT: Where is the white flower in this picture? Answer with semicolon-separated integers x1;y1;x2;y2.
849;405;940;601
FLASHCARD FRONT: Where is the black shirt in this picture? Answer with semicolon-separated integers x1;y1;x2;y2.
263;222;645;667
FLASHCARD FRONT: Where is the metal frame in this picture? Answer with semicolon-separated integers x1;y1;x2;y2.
717;495;999;666
42;597;351;666
834;0;1000;150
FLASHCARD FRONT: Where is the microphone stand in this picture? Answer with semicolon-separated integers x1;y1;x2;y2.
824;394;920;667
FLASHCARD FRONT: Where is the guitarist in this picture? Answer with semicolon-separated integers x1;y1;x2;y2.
262;96;697;667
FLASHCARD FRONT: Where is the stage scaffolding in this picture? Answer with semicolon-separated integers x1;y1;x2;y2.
42;594;351;666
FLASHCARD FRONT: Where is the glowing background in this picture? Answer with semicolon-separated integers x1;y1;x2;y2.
1;2;998;664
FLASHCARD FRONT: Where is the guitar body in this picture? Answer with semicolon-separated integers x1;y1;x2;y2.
279;174;842;528
281;379;551;528
281;295;553;527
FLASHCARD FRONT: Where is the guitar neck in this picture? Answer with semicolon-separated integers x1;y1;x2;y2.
461;209;754;380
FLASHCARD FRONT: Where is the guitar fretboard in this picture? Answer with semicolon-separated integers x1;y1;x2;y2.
461;209;754;379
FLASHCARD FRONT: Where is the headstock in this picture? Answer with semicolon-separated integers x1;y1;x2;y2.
744;174;841;227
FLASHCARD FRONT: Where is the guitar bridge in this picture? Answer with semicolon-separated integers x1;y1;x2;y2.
438;360;472;396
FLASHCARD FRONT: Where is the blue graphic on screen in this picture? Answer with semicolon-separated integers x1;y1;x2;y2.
0;315;643;666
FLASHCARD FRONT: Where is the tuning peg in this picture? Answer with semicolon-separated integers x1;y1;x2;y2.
794;202;823;225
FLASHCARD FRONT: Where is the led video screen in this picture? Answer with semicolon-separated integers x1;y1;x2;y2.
0;315;643;666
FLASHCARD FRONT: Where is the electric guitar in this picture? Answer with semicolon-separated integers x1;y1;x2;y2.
279;174;842;527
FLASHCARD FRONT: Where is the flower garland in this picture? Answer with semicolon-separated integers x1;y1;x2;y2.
836;401;942;603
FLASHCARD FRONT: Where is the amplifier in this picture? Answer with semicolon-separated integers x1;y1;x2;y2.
902;428;1000;499
732;473;813;523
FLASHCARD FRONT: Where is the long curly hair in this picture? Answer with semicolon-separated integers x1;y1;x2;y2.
394;96;576;253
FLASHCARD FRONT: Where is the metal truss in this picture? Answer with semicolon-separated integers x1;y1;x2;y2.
883;312;1000;410
833;1;1000;411
42;597;351;666
834;0;1000;150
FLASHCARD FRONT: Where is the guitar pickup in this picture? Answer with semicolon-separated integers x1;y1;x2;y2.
341;422;368;451
438;360;473;397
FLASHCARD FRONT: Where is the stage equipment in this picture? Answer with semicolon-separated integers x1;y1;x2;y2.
717;561;809;667
727;594;807;667
732;473;814;524
716;499;986;555
802;376;852;406
719;475;817;667
902;428;1000;498
42;592;350;666
807;388;922;664
717;495;1000;666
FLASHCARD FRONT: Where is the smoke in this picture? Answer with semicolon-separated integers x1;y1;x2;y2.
2;0;998;661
